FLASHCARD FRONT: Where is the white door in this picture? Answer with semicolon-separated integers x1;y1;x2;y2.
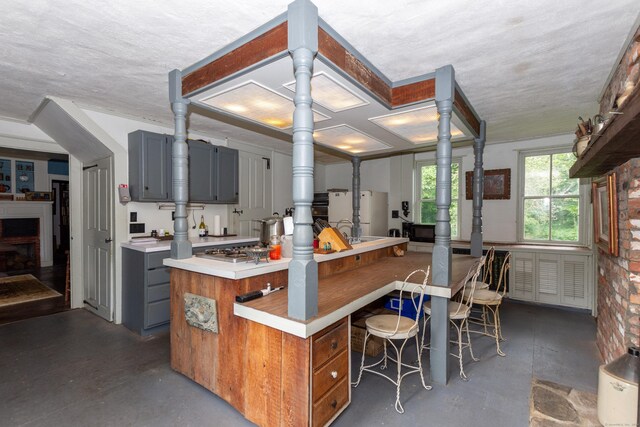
82;156;113;320
232;151;272;240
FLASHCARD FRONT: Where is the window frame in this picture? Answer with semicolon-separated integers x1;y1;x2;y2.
414;158;461;239
517;147;589;246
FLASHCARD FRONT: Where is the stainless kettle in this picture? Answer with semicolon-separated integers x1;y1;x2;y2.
254;213;284;245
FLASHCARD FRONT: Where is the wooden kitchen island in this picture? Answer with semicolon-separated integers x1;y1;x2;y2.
164;238;478;427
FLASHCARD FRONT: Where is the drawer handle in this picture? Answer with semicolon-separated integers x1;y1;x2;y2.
331;340;338;350
331;399;337;409
330;371;338;379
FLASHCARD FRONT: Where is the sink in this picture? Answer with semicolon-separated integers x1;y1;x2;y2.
350;236;385;244
359;236;385;242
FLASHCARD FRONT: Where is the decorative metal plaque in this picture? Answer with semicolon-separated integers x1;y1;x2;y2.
184;293;218;333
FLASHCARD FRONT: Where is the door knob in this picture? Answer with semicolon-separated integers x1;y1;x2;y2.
105;238;113;243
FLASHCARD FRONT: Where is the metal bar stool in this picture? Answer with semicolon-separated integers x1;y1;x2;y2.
464;253;511;357
352;267;431;414
421;257;484;380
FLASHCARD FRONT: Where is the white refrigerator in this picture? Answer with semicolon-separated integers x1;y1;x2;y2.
328;191;388;237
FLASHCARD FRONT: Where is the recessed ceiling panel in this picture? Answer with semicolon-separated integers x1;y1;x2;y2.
370;105;464;144
313;125;390;154
200;81;329;130
284;72;369;112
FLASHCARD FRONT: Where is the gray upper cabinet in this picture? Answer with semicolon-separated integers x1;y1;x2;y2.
129;131;239;204
216;145;239;204
128;130;173;202
189;139;217;202
188;140;239;204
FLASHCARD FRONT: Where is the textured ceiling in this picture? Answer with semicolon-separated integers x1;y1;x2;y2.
1;0;638;163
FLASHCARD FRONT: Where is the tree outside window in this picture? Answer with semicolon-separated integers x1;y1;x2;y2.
522;152;579;242
416;161;459;237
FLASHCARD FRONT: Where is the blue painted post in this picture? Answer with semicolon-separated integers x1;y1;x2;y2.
287;0;319;320
351;157;361;238
431;64;455;385
470;120;486;257
168;69;192;259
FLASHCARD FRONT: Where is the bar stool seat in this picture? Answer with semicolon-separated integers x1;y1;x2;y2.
422;300;471;320
471;289;502;305
366;315;418;340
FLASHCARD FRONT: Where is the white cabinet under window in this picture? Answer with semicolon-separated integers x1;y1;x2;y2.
509;250;592;310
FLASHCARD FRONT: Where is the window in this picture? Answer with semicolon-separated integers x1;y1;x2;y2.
520;149;583;243
415;160;460;237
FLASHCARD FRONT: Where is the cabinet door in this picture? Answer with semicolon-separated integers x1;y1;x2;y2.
510;252;535;300
536;253;561;304
188;140;216;202
216;146;239;203
142;132;172;201
128;131;172;201
561;255;589;308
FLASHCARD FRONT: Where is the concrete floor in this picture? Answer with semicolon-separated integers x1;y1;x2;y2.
0;300;600;427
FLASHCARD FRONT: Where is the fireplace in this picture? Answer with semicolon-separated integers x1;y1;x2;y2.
0;201;53;268
0;218;40;272
2;218;39;237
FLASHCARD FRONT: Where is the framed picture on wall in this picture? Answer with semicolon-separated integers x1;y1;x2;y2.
0;158;10;193
465;168;511;200
16;160;34;193
592;172;618;256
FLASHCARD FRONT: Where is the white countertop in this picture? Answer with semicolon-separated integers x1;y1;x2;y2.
121;236;260;253
232;251;478;338
163;236;409;279
235;280;403;338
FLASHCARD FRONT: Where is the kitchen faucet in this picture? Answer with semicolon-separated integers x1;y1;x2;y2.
336;219;360;244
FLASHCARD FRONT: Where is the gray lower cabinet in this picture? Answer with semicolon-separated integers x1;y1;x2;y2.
128;130;173;202
122;248;172;336
122;240;259;335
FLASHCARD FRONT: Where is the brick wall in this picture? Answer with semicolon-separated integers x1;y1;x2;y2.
596;158;640;362
594;24;640;363
599;27;640;115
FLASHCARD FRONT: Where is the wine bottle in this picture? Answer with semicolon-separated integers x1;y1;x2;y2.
198;215;206;237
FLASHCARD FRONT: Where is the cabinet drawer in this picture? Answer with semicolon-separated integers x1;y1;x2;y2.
147;266;170;286
145;299;170;328
312;349;348;401
147;283;170;303
312;319;348;370
147;252;169;269
312;377;349;427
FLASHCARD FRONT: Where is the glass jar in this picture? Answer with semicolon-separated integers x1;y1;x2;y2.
269;235;281;260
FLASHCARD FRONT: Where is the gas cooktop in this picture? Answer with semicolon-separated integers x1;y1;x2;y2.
195;248;250;263
194;246;270;264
